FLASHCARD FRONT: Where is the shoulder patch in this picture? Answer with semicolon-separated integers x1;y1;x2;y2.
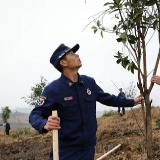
37;96;46;106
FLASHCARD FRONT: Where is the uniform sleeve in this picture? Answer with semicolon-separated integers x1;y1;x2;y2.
95;83;134;107
29;86;56;134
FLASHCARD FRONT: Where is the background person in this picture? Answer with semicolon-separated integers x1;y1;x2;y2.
118;88;126;115
29;43;143;160
5;122;10;136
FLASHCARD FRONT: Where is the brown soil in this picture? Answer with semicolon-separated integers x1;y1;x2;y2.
0;107;160;160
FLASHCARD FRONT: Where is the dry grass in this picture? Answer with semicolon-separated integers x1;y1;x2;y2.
95;107;160;160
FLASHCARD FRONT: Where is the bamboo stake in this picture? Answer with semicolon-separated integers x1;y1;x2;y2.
97;144;121;160
52;110;59;160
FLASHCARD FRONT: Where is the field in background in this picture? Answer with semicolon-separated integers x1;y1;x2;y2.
0;112;31;131
0;110;104;131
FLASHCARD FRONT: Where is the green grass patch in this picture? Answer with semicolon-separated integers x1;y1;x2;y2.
102;110;117;117
155;119;160;128
11;127;38;139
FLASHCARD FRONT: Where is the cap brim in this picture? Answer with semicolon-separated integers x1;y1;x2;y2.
61;44;79;58
71;44;79;53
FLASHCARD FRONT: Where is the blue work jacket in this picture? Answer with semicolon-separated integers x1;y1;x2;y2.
29;73;134;150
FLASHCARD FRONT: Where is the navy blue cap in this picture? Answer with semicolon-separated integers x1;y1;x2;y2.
50;44;80;71
119;88;122;90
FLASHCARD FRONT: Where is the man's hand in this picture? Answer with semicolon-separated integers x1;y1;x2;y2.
151;75;160;85
134;95;144;106
44;115;61;131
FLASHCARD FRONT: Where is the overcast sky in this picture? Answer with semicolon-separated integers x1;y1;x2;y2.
0;0;160;112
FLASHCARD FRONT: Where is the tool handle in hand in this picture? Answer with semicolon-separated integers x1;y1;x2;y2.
52;110;59;160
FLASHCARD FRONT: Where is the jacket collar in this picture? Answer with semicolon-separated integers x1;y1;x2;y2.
60;73;84;87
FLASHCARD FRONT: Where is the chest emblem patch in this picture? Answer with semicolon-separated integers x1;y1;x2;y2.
37;96;46;106
64;96;73;101
87;88;91;95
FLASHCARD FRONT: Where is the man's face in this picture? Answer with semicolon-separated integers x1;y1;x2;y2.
65;51;82;70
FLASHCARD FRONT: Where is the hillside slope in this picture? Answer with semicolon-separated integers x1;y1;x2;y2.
0;107;160;160
95;107;160;159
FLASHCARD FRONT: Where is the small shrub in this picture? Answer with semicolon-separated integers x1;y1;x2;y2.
155;119;160;127
12;131;22;139
12;133;19;139
21;127;30;134
30;128;37;134
18;129;24;135
102;110;117;117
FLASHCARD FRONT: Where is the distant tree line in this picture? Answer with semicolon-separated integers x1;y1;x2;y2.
0;111;28;119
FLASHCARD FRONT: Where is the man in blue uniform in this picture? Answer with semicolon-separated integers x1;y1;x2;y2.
118;88;126;115
29;43;143;160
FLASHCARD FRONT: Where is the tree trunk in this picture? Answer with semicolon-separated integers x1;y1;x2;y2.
145;92;154;160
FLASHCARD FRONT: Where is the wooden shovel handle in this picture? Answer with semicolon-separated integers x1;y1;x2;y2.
52;110;59;160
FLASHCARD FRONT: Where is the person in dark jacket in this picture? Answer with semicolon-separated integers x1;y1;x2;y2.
5;122;10;135
29;43;143;160
118;88;126;115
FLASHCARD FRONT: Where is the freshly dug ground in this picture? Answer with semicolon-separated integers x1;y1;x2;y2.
0;107;160;160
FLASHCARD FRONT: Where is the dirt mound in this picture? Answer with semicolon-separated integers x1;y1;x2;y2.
0;132;52;160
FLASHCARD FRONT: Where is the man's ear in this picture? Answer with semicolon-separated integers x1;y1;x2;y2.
60;60;67;67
